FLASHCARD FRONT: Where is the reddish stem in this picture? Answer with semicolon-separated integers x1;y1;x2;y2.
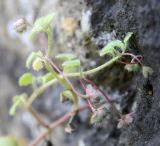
45;56;86;98
78;78;96;111
29;105;89;146
82;78;120;115
123;53;143;65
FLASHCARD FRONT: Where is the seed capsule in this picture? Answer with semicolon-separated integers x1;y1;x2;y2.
13;18;28;33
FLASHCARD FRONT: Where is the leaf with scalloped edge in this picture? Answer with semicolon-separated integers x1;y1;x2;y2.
55;53;77;61
9;93;27;116
62;59;81;73
124;64;140;72
142;66;154;78
42;72;55;84
29;13;55;40
99;40;125;57
19;73;33;86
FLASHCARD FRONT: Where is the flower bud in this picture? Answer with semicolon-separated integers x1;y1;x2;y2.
13;18;28;33
32;58;43;71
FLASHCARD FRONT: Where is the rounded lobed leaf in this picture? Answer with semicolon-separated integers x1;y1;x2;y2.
42;72;55;84
124;64;140;72
55;53;77;61
142;66;154;78
19;73;33;86
26;52;36;68
99;40;125;57
62;59;81;73
32;58;44;71
99;48;115;57
26;51;43;69
29;13;55;40
9;93;27;116
62;59;80;67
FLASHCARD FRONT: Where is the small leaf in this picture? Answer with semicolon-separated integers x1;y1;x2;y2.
42;72;55;84
55;53;77;61
32;58;44;71
123;32;133;46
26;52;36;68
99;47;115;57
35;51;43;57
0;136;18;146
19;73;33;86
62;59;81;73
9;93;27;116
60;90;75;103
124;64;140;72
29;13;55;40
63;66;79;73
62;59;80;67
35;13;54;29
26;51;43;69
29;27;42;40
142;66;154;78
60;90;78;111
99;40;125;57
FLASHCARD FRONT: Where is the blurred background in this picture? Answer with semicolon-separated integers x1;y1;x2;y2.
0;0;92;145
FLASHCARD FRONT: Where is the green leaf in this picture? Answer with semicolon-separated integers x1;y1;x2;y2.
32;58;44;71
60;90;74;102
42;72;55;84
142;66;154;78
123;32;133;46
9;93;27;116
62;59;81;73
29;13;55;40
124;64;140;72
26;52;36;68
26;51;43;69
99;40;125;57
99;48;116;57
55;53;77;61
0;136;18;146
19;73;33;86
35;13;54;30
62;59;80;67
